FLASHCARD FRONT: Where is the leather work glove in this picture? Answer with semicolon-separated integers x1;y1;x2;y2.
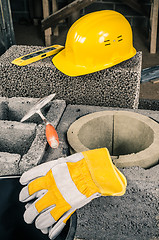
19;148;127;239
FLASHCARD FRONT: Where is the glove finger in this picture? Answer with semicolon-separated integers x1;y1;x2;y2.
23;193;55;224
49;222;66;240
19;186;47;202
25;202;32;209
20;158;65;185
35;206;56;229
23;201;39;224
41;228;49;234
49;208;75;240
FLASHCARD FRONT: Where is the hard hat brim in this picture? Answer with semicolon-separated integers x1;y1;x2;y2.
52;47;136;77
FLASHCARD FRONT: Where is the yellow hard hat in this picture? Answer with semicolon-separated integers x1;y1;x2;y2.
52;10;136;77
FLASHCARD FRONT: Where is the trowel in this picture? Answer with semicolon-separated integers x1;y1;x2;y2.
21;93;59;149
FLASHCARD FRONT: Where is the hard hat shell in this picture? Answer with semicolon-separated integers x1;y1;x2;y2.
52;10;136;77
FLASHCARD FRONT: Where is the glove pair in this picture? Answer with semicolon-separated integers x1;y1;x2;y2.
19;148;127;239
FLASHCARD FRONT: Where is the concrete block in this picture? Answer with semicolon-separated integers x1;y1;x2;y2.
41;104;159;239
0;96;66;175
0;100;8;120
45;104;159;169
75;167;159;240
0;120;36;156
19;124;46;174
19;99;66;174
0;152;21;176
0;45;142;109
7;97;42;122
67;109;159;168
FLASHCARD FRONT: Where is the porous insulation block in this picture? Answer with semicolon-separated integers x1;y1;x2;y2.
0;45;142;109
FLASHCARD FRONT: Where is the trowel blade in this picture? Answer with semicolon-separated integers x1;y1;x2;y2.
21;93;56;122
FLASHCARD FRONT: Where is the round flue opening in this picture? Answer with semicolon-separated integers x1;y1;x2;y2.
67;111;159;168
78;115;154;156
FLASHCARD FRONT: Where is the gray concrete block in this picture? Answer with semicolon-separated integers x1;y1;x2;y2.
7;97;41;122
0;45;142;109
19;99;66;174
0;96;66;175
0;99;8;120
75;167;159;240
43;104;159;164
0;152;21;176
0;120;36;156
19;124;46;174
66;109;159;168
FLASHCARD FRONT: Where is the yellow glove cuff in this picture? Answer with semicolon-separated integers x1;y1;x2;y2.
82;148;127;196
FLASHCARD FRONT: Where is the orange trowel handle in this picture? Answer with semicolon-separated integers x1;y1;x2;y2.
46;123;59;149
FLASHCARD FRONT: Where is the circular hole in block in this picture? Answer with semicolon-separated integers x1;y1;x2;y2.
67;111;159;168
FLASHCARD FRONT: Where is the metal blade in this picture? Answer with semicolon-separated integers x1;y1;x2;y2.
21;93;56;122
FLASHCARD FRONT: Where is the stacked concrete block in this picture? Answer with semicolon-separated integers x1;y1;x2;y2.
0;120;36;156
19;99;66;174
0;45;142;109
0;96;66;176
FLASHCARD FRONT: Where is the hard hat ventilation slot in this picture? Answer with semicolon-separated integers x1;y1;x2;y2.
117;35;123;42
104;39;111;46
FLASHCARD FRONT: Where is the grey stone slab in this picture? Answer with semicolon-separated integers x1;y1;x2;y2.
0;45;142;109
0;152;21;176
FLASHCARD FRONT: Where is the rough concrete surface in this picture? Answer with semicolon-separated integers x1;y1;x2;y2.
139;99;159;111
67;110;159;168
0;120;36;156
0;45;142;109
0;100;8;120
44;104;159;162
0;97;66;175
0;152;20;176
75;166;159;240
